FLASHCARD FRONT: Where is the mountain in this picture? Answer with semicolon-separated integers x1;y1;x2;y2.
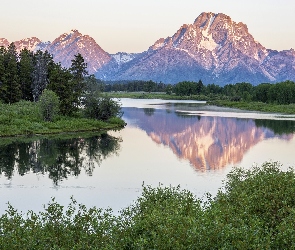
14;37;42;52
111;52;139;66
0;30;112;74
45;30;112;74
99;12;295;85
0;38;10;48
0;37;43;52
1;13;295;84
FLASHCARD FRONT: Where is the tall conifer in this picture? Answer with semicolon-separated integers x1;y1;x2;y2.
19;48;34;101
1;43;21;103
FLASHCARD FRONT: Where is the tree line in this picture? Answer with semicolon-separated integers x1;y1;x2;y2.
104;79;295;104
0;43;87;115
104;80;167;93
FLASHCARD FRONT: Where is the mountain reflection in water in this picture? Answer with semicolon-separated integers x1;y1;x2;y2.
0;133;121;185
123;107;295;171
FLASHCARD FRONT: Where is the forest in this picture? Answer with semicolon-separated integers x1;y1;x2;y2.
0;43;87;112
0;43;124;136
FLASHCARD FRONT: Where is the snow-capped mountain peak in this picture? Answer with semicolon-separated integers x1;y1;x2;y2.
1;12;295;85
97;12;295;84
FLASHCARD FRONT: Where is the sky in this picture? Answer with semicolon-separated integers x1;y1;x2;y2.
1;0;294;53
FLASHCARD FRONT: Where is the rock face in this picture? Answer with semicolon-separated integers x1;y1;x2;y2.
0;38;10;48
0;30;112;74
100;12;295;85
14;37;42;52
1;12;295;84
45;30;112;74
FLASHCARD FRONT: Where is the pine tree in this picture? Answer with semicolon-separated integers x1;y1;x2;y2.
196;79;204;94
1;43;21;103
0;47;6;102
19;48;34;101
69;53;88;108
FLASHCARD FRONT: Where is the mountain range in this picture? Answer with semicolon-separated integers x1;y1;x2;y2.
1;12;295;85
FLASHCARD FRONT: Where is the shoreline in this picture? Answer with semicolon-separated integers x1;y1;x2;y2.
0;101;126;138
106;92;295;115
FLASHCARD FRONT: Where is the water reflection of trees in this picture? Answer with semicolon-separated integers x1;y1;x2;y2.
255;119;295;135
0;133;121;185
143;108;155;116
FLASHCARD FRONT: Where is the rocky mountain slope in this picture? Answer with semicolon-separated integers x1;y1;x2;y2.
1;12;294;84
0;38;11;48
45;30;112;73
99;12;295;85
0;30;112;74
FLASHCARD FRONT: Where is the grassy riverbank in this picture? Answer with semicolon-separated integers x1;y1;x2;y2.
209;99;295;114
0;101;125;137
1;162;295;249
107;92;295;114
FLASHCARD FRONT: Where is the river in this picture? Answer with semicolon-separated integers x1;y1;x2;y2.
1;98;295;214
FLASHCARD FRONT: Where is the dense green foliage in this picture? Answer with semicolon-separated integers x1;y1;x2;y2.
0;101;125;137
0;45;91;116
104;79;295;106
0;44;124;136
104;80;168;93
39;89;60;122
83;75;123;121
84;95;123;121
1;162;295;249
174;80;204;96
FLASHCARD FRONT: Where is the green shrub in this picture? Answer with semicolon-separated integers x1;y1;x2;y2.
39;90;60;122
1;162;295;249
83;95;122;121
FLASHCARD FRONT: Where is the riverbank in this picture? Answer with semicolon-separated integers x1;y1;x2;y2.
0;101;126;137
209;99;295;115
106;92;295;114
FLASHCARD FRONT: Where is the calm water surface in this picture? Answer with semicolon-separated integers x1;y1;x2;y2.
1;98;295;214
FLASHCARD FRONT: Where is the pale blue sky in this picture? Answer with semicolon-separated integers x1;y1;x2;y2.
1;0;294;53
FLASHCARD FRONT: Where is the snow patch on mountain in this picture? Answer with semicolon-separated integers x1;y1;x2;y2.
34;41;51;52
0;38;9;47
200;31;218;51
111;52;139;65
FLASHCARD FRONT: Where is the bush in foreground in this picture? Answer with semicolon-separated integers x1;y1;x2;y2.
1;162;295;249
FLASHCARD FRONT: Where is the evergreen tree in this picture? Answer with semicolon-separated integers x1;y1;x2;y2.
19;48;34;101
0;43;21;103
69;53;88;108
196;79;204;94
0;47;6;101
47;63;73;115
